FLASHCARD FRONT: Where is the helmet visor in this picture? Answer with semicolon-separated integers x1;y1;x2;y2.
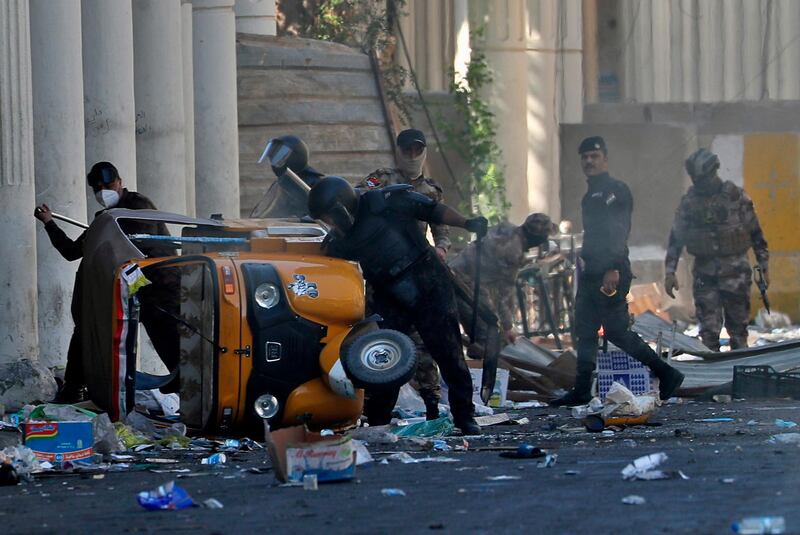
258;139;293;168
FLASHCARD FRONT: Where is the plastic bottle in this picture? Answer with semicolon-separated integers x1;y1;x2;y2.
201;453;227;465
732;516;786;534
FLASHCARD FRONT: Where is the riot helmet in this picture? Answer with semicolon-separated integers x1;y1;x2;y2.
258;135;310;176
308;176;359;233
685;148;719;180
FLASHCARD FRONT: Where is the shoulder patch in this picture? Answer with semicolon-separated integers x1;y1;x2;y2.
364;176;382;189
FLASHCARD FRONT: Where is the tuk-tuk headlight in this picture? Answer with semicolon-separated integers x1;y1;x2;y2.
254;283;280;309
254;394;279;419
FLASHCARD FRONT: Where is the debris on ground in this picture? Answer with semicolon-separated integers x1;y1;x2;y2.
136;481;195;511
621;495;646;505
621;452;670;480
393;416;455;438
731;515;786;534
381;488;406;497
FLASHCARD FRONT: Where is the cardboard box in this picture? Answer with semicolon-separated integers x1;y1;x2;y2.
23;420;93;465
596;350;655;401
267;425;356;483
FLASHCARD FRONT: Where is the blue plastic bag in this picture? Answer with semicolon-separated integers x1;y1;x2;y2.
137;481;195;511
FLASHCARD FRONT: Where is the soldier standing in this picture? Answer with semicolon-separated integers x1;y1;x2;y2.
359;129;450;419
551;137;684;407
664;148;769;351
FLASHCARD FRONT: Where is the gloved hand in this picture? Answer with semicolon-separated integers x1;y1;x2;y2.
664;272;679;298
465;216;488;238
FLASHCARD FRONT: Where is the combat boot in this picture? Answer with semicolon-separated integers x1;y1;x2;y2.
454;415;481;436
650;361;685;400
550;367;593;407
424;399;440;421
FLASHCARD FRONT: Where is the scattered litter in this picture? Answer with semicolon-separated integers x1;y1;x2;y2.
774;419;797;429
145;458;180;464
110;454;134;461
721;478;736;484
731;515;786;534
352;440;374;465
392;417;454;438
485;475;521;481
455;466;487;471
432;440;452;452
150;469;191;474
0;445;42;480
564;470;580;476
747;420;759;426
222;439;240;449
135;389;180;417
504;401;548;409
622;452;668;480
303;474;318;491
136;481;194;511
695;418;735;423
381;488;406;497
537;454;557;468
474;414;510;427
202;498;224;509
511;417;530;425
622;439;638;447
386;452;459;464
768;433;800;445
621;495;646;505
201;453;227;465
499;444;545;459
349;425;398;445
713;395;732;403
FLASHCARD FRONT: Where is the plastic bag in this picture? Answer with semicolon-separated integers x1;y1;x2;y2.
393;416;454;438
137;481;195;511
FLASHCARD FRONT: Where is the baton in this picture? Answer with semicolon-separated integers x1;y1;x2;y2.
470;235;483;344
38;208;89;229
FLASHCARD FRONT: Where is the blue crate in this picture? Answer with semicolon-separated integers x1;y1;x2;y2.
596;350;654;400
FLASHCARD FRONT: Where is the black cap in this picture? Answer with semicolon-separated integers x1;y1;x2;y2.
578;136;607;155
397;129;426;148
87;161;120;188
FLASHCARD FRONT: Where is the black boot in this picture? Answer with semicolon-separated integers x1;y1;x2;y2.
453;415;481;435
550;366;593;407
424;399;440;421
650;361;685;400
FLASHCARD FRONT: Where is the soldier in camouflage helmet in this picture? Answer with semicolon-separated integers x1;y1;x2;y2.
358;129;452;419
664;148;770;351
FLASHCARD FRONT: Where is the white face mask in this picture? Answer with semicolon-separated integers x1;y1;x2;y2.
397;147;426;179
95;189;120;208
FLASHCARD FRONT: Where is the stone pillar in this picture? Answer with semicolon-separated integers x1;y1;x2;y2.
133;0;187;214
481;0;529;223
182;0;196;216
193;0;240;218
234;0;276;35
721;0;744;101
651;0;670;102
776;0;800;100
30;0;88;369
452;0;471;86
82;0;137;217
0;0;57;407
582;0;599;104
697;0;723;102
741;0;764;101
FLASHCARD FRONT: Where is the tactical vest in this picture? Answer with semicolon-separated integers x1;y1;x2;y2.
680;181;752;257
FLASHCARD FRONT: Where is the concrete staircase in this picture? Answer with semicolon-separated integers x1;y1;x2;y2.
236;34;396;217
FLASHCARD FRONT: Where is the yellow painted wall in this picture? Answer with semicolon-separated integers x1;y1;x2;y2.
743;133;800;321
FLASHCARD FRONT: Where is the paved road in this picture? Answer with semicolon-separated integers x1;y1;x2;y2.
2;400;800;534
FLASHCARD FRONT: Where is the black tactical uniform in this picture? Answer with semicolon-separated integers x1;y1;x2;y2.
320;185;478;431
552;138;683;407
44;189;174;400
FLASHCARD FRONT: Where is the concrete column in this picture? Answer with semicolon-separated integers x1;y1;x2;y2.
453;0;471;86
582;0;599;104
697;0;723;102
668;0;683;101
193;0;240;218
481;0;529;222
721;0;744;101
620;0;638;101
776;0;800;100
182;0;196;216
678;0;699;102
651;0;671;102
741;0;763;100
234;0;276;36
82;0;137;217
133;0;187;215
0;0;57;407
30;0;88;369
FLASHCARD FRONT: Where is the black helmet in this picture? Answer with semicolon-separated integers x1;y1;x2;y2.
685;148;719;179
259;135;310;176
308;176;359;232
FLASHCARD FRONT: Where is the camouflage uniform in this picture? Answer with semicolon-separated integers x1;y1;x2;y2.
358;168;451;413
665;180;769;350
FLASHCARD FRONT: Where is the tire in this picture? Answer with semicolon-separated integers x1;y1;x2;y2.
342;329;416;391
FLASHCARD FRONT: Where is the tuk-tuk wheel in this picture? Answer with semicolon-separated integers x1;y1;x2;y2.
342;329;416;391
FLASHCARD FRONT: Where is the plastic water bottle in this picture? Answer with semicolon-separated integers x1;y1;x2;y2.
732;516;786;534
201;453;227;465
